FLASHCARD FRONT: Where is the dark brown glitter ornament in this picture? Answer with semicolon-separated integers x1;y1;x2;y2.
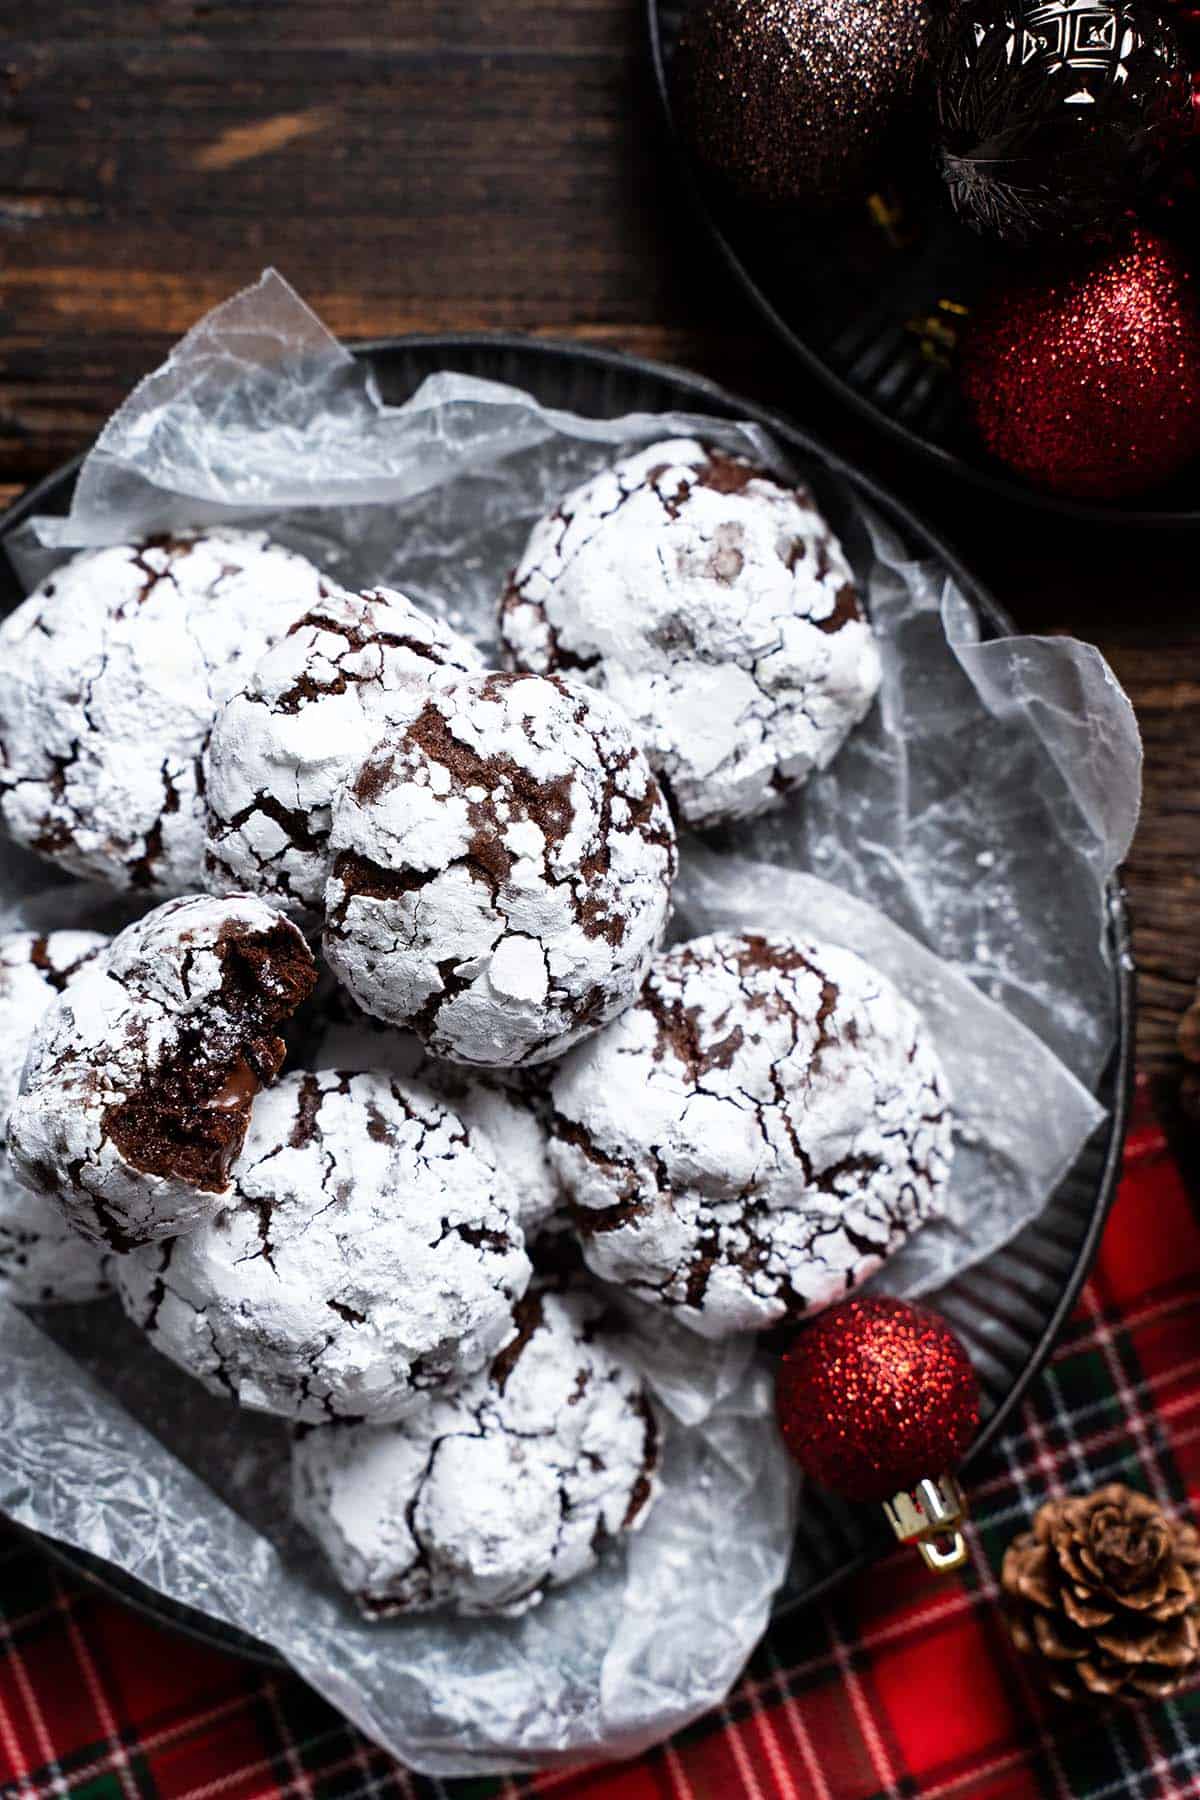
674;0;935;209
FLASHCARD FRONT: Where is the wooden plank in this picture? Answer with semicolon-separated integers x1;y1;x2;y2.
1093;641;1200;1075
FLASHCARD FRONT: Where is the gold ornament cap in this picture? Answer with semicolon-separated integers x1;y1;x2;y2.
883;1474;970;1573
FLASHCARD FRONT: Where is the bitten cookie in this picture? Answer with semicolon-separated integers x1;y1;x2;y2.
8;895;316;1249
292;1278;661;1616
115;1069;531;1424
549;932;953;1338
0;531;326;894
499;439;881;828
0;931;110;1303
323;671;677;1067
307;985;563;1239
204;584;483;921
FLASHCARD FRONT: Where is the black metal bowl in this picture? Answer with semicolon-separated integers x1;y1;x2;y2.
0;332;1134;1670
647;0;1200;529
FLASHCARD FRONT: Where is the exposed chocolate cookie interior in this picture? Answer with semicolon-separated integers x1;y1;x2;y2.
8;895;316;1248
104;916;316;1193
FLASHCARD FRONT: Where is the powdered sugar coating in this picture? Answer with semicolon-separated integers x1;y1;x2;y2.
0;531;327;894
8;895;316;1250
204;584;483;922
116;1069;531;1424
0;931;110;1303
444;1069;563;1242
292;1279;661;1616
500;439;881;828
550;932;953;1339
323;671;677;1067
307;987;563;1239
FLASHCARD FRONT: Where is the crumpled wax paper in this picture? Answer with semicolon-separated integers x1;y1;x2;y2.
0;271;1141;1774
0;1297;791;1777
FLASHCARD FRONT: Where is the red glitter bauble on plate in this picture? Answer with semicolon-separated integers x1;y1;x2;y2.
776;1294;980;1505
961;229;1200;499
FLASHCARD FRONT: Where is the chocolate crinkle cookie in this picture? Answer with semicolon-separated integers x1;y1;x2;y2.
0;930;111;1304
323;670;677;1067
306;982;564;1240
549;932;953;1338
115;1068;531;1424
291;1277;661;1616
499;439;881;829
204;583;483;922
7;895;316;1250
0;531;326;895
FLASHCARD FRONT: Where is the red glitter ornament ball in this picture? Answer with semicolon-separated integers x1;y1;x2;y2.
961;229;1200;500
775;1295;980;1504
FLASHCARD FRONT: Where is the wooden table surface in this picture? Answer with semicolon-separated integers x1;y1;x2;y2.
2;1;1197;1094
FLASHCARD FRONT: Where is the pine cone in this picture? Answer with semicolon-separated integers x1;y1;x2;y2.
1002;1485;1200;1701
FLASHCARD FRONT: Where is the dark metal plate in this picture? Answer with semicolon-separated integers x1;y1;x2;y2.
0;332;1133;1665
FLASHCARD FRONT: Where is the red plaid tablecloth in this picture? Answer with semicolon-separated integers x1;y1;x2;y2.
2;1078;1198;1800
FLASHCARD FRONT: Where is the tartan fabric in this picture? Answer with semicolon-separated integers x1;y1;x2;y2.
1;1076;1198;1800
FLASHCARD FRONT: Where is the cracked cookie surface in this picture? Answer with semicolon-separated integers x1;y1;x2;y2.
0;531;326;894
8;895;316;1249
204;584;483;922
499;439;881;829
549;931;953;1339
0;930;111;1304
306;982;563;1240
323;671;677;1067
292;1276;661;1616
0;532;325;900
116;1067;531;1424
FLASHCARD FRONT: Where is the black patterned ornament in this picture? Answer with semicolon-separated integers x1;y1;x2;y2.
936;0;1191;243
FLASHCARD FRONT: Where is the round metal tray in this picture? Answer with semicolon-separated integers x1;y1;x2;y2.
647;0;1200;529
0;333;1134;1669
